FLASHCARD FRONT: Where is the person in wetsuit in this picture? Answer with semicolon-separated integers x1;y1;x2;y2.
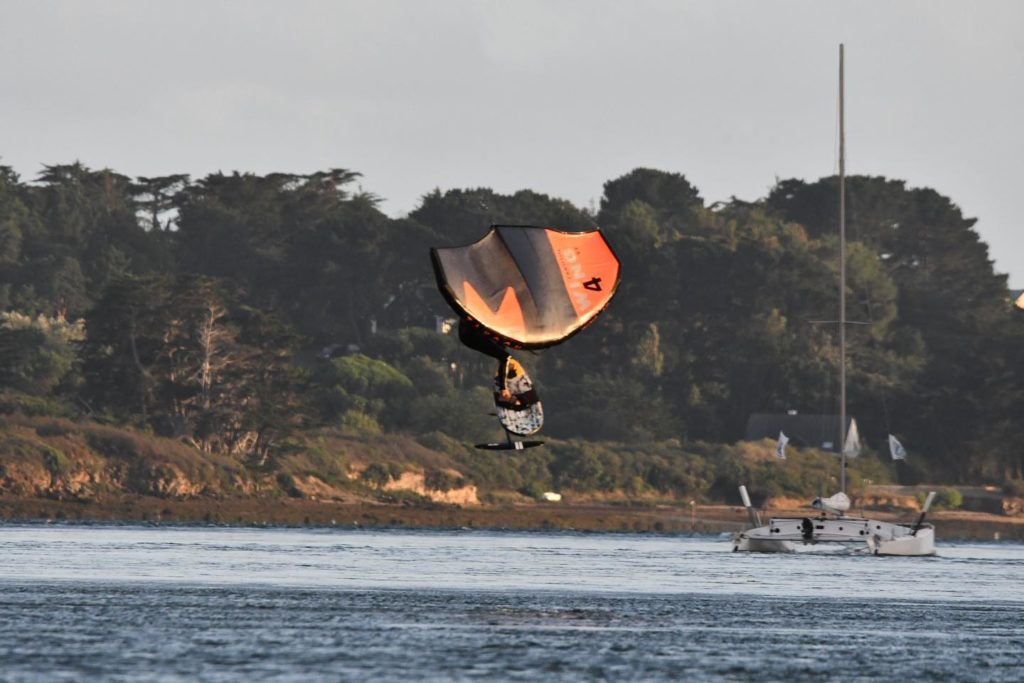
458;319;537;409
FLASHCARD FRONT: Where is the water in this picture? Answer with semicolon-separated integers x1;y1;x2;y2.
1;525;1022;681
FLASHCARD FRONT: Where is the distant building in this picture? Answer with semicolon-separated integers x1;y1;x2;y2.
435;316;457;334
745;412;861;455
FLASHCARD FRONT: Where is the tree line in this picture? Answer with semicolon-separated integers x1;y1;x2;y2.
0;161;1021;486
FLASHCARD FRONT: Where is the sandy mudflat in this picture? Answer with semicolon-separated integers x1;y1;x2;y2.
1;495;1021;541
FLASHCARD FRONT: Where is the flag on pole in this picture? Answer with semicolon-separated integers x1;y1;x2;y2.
775;431;789;460
888;434;907;461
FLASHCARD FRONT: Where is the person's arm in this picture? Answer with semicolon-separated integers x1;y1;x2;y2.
495;355;510;392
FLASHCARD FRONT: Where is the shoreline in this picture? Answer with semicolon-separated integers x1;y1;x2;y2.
2;496;1022;541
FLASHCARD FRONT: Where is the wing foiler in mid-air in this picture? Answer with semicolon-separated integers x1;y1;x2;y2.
430;225;621;450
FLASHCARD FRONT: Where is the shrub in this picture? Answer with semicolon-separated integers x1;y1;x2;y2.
424;469;459;492
936;487;962;509
340;410;382;436
360;462;392;488
0;313;83;395
0;392;70;418
376;489;442;509
35;420;77;437
85;431;144;460
386;462;404;481
42;447;71;475
918;488;962;510
276;472;301;497
1002;480;1024;498
518;481;544;500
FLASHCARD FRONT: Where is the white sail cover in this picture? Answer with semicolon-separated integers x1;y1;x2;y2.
812;492;851;513
843;420;861;458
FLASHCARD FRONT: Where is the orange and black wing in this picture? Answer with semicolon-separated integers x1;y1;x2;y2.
430;225;620;349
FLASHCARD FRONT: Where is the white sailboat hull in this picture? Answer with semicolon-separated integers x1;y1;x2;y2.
870;525;936;556
733;515;936;556
732;534;796;553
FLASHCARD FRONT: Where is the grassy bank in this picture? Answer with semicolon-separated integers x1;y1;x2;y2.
3;402;1023;542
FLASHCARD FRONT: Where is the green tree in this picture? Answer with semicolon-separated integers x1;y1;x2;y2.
0;311;83;394
81;274;307;460
131;174;189;231
319;353;414;426
80;275;167;421
16;163;168;317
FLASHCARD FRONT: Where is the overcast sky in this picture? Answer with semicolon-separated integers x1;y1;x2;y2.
2;0;1021;286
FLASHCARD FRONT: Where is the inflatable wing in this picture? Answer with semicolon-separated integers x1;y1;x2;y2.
431;225;620;349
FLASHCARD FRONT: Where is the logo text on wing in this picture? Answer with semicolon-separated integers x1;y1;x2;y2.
560;247;595;311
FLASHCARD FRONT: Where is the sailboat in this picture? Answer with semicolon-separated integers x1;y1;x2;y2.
732;45;937;556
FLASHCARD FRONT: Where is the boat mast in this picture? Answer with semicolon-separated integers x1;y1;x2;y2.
838;43;847;494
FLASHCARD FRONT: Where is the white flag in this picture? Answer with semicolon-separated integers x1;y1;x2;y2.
775;431;789;459
888;434;907;461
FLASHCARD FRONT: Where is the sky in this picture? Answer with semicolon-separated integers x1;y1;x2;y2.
2;0;1022;286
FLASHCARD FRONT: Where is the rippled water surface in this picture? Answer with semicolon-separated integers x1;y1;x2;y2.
1;524;1022;681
